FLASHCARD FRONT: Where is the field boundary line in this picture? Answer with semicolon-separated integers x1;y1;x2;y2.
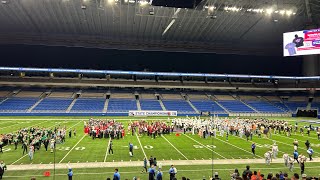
182;134;227;159
59;134;86;163
161;135;188;160
104;138;112;162
129;120;147;159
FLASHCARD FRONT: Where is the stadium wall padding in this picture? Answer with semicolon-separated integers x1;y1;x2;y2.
0;113;229;117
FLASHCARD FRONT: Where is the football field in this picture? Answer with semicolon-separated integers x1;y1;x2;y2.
1;116;320;179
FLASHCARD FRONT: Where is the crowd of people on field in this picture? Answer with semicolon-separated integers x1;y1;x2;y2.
84;118;125;139
128;120;173;138
0;125;72;160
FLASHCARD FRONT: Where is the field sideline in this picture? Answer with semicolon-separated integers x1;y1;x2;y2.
1;116;320;179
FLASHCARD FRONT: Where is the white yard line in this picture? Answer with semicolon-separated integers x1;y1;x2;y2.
183;134;227;159
232;135;286;155
104;138;112;162
214;136;263;158
129;120;147;159
161;135;188;160
66;120;82;131
59;135;86;163
10;154;28;165
271;134;320;155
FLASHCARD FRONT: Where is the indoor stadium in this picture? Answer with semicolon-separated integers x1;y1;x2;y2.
0;0;320;179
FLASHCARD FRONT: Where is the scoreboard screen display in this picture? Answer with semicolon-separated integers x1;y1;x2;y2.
283;28;320;56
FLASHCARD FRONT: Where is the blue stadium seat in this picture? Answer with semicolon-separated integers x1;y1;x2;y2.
162;100;195;113
283;101;307;112
0;98;38;111
140;99;162;110
71;98;106;112
272;102;290;112
245;101;284;113
217;100;254;113
33;98;73;111
108;99;137;112
190;100;225;113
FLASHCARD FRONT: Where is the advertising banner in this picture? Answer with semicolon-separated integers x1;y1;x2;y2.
128;111;178;117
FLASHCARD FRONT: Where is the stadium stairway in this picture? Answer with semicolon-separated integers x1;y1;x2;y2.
66;98;78;113
187;100;200;114
27;98;44;112
239;99;259;113
103;99;109;113
136;99;141;111
159;99;167;111
0;98;8;105
209;95;230;113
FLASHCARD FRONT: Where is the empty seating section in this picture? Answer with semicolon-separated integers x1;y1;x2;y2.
33;98;73;111
264;96;281;101
140;100;162;110
245;101;284;113
283;101;307;112
81;92;105;98
71;98;105;112
162;100;194;113
49;92;74;98
217;100;254;113
191;100;225;113
140;93;156;99
0;91;10;97
108;99;137;112
288;96;307;101
111;93;134;99
15;91;42;97
187;94;208;100
239;95;259;101
272;102;290;112
0;98;38;111
161;94;182;99
214;95;235;100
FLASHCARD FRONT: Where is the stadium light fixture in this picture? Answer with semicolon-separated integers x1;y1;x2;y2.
128;0;135;3
266;8;273;15
286;10;293;16
108;0;114;4
1;0;7;4
139;0;148;6
279;10;285;15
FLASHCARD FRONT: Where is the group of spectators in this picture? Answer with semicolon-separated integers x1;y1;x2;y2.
230;165;319;180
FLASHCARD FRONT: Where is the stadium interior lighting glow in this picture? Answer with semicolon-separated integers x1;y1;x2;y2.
108;0;114;4
124;0;128;2
1;0;7;4
279;10;285;15
266;8;273;15
286;10;293;16
224;6;241;12
128;0;135;3
139;0;148;6
252;9;264;13
209;6;215;11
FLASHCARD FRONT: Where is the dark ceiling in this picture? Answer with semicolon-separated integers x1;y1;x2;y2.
0;0;318;55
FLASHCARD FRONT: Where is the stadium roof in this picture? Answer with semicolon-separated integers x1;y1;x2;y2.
0;0;318;55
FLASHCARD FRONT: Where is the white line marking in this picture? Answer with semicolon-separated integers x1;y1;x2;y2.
183;134;226;159
104;138;112;162
161;135;188;160
59;135;86;163
10;154;28;165
129;120;147;159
